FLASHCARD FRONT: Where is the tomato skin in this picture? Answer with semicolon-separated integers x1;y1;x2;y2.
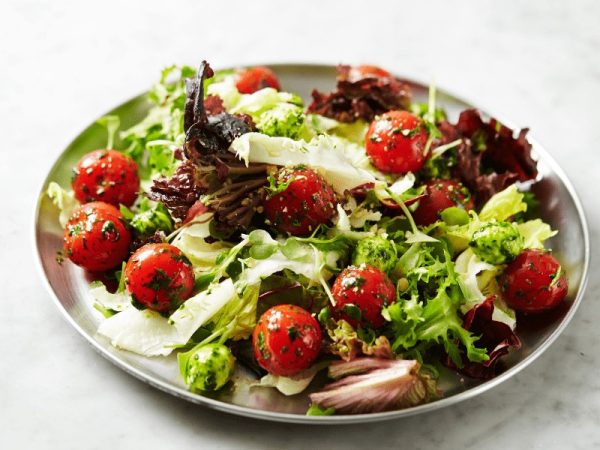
348;65;392;81
499;249;568;313
72;149;140;207
64;202;132;272
252;304;322;377
124;243;195;313
413;179;474;226
235;67;281;94
264;167;338;236
365;110;429;174
332;265;396;329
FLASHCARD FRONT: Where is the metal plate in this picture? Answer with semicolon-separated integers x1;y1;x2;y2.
33;64;590;424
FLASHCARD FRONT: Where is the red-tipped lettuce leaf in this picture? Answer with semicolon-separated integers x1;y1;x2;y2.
309;358;437;414
307;65;412;123
447;295;521;379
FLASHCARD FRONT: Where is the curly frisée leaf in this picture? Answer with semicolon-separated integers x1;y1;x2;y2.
309;358;437;414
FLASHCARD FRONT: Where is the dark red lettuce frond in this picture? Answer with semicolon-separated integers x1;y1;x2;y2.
149;61;268;230
456;109;537;182
447;109;536;204
306;65;412;123
448;296;521;379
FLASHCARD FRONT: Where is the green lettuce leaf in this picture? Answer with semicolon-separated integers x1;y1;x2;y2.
479;185;527;222
517;219;557;249
46;182;78;227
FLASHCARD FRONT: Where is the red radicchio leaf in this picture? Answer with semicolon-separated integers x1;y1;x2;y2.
443;109;537;205
306;65;412;123
147;160;203;221
447;296;521;379
309;358;437;414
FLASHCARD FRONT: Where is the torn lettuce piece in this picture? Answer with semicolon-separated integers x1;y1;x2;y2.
253;362;328;396
454;248;497;310
309;358;437;414
479;184;527;222
171;218;230;269
304;114;369;145
46;182;78;227
229;132;379;193
89;281;131;313
97;307;182;357
517;219;557;249
97;279;236;357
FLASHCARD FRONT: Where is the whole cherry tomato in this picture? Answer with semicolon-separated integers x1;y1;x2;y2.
235;67;281;94
499;249;568;313
64;202;131;272
252;304;322;377
332;265;396;329
413;179;474;226
72;149;140;207
124;243;195;313
264;166;338;236
365;110;429;174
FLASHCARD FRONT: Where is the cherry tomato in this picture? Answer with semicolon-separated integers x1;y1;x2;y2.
235;67;281;94
72;149;140;207
124;243;195;313
252;304;322;377
365;110;429;174
332;265;396;329
499;249;568;313
413;179;474;226
64;202;131;272
348;64;392;81
264;166;338;236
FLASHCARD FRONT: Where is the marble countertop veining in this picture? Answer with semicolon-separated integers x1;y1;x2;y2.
1;0;599;448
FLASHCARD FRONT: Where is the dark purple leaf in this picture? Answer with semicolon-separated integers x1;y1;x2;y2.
307;65;412;123
447;296;521;379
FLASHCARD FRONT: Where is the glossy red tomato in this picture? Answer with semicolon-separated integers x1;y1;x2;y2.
64;202;131;272
348;64;392;81
332;265;396;329
252;304;322;377
124;243;195;313
235;67;281;94
365;110;429;174
499;249;568;313
72;149;140;206
264;167;338;236
413;179;474;226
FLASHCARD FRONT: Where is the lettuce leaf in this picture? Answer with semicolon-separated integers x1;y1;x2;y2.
46;182;78;227
517;219;557;249
479;184;527;222
229;133;379;193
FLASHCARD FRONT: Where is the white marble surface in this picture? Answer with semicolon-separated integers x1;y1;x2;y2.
1;0;599;448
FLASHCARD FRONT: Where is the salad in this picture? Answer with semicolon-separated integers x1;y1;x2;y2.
47;61;569;415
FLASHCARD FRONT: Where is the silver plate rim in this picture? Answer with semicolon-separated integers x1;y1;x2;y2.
32;63;591;424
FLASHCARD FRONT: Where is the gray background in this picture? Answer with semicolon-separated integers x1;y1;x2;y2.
1;0;598;448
